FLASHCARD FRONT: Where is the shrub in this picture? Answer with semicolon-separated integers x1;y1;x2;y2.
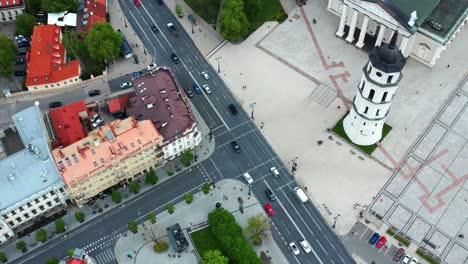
274;10;288;22
166;169;174;176
145;168;159;185
128;221;138;234
175;4;183;17
111;189;122;204
36;229;47;243
148;212;157;224
75;211;85;223
184;192;194;204
153;241;168;252
55;219;66;234
16;240;27;253
166;203;175;214
386;228;411;247
130;180;140;194
202;183;211;194
0;252;6;263
180;149;194;167
416;249;440;264
46;257;59;264
67;249;75;258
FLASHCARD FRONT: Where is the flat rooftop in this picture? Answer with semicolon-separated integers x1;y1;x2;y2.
125;67;197;143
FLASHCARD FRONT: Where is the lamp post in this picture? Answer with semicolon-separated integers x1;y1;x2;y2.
250;102;256;120
124;18;127;28
192;23;194;34
216;56;221;73
332;214;341;229
248;184;251;196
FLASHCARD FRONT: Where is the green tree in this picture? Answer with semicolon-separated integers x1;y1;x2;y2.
166;168;174;176
55;219;66;234
166;203;175;214
67;249;75;258
202;183;211;194
84;22;122;62
218;0;249;41
128;221;138;234
242;0;262;20
41;0;78;13
36;229;47;243
180;149;194;167
16;240;27;253
129;180;140;194
201;250;229;264
45;257;59;264
26;0;42;15
145;167;159;185
0;252;6;263
15;14;37;37
111;189;122;204
74;211;85;223
244;214;269;245
0;34;18;78
148;212;156;224
153;241;168;252
175;4;183;17
184;192;194;204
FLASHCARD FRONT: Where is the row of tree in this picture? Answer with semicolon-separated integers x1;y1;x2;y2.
26;0;79;15
208;208;262;264
218;0;262;41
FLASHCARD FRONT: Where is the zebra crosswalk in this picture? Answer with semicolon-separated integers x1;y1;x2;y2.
94;248;116;264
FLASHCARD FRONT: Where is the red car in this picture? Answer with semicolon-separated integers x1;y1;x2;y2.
376;236;387;248
134;0;141;6
264;203;275;216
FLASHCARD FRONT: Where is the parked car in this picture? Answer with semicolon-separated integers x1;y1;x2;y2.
243;172;253;184
193;83;202;94
92;117;104;128
401;255;411;264
151;25;158;33
171;53;180;64
264;203;275;216
18;41;29;48
166;23;179;37
201;71;209;80
369;232;380;245
147;63;157;72
270;167;280;177
228;104;238;115
376;236;387;248
88;90;101;97
230;140;241;153
393;248;405;261
289;242;300;255
17;48;27;55
409;258;418;264
156;0;163;5
49;101;62;108
15;35;25;41
202;84;211;94
265;188;276;201
184;86;194;98
132;71;143;78
14;71;26;76
120;82;133;89
15;58;25;64
299;240;312;253
134;0;141;6
90;113;100;122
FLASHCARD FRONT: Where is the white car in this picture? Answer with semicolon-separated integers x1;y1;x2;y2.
289;242;300;255
299;239;311;253
409;257;418;264
270;167;280;177
201;71;209;80
202;84;211;94
146;63;157;71
243;173;253;184
120;82;133;89
401;255;411;264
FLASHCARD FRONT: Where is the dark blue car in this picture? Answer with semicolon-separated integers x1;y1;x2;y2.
369;232;380;245
132;71;143;78
193;83;202;94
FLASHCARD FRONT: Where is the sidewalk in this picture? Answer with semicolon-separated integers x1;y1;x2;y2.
114;179;289;264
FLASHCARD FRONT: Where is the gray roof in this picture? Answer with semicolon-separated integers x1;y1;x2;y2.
0;104;64;212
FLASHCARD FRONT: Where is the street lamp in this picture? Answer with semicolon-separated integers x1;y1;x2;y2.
216;56;221;73
332;214;341;229
250;102;256;120
192;23;194;34
248;184;251;196
124;19;128;28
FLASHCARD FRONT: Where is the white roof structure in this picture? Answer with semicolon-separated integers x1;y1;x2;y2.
48;11;77;27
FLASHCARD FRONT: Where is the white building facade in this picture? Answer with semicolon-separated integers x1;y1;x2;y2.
343;33;406;146
162;123;201;160
327;0;467;68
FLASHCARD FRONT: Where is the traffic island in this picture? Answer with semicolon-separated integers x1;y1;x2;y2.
331;113;392;155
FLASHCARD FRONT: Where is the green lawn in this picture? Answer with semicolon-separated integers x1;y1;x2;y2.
331;113;392;155
416;249;440;264
249;0;287;32
191;226;225;259
386;228;411;247
184;0;222;24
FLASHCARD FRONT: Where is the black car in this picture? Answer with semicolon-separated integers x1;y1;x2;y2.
265;188;276;201
49;101;62;108
184;86;194;98
156;0;163;5
17;48;27;55
88;90;101;97
231;140;241;153
151;25;158;33
166;23;179;37
228;104;238;115
15;58;25;65
171;53;180;64
14;71;26;76
18;42;30;48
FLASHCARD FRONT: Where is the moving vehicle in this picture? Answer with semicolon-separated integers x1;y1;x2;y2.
134;0;141;6
293;187;309;203
88;90;101;97
231;140;241;153
264;203;275;216
270;167;280;177
265;188;276;201
299;240;312;253
376;236;387;248
166;23;179;37
156;0;163;5
49;102;62;108
228;104;238;115
393;248;405;261
289;242;300;255
193;83;202;94
171;53;180;64
120;82;133;89
243;172;253;184
151;25;158;33
369;232;380;245
201;71;209;80
184;86;193;98
202;84;211;94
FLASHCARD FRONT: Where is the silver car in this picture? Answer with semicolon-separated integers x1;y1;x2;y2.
289;242;300;255
201;71;209;80
202;84;211;94
120;82;133;89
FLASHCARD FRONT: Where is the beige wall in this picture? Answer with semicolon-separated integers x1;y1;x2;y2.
0;4;24;23
27;74;82;91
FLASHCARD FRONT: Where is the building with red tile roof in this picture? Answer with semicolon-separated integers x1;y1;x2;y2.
0;0;24;23
26;25;81;91
48;100;89;149
59;248;94;264
76;0;107;32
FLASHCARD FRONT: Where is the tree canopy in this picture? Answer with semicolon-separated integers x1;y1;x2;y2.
84;23;122;62
0;34;17;78
244;214;269;245
218;0;249;41
41;0;78;13
242;0;262;20
26;0;42;16
202;250;229;264
15;14;37;37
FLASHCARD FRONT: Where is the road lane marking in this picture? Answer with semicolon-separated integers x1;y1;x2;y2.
264;180;323;264
360;227;369;239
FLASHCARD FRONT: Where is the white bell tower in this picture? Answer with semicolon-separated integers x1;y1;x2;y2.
343;32;407;146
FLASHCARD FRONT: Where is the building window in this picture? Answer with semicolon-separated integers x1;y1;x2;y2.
363;122;366;126
368;89;375;101
64;81;67;84
16;217;22;222
54;198;60;203
24;213;29;219
51;84;54;87
39;206;44;211
31;209;37;215
364;106;369;114
376;71;382;77
387;75;393;84
45;85;48;88
367;64;372;74
376;109;380;116
381;92;388;102
34;199;39;203
8;222;13;227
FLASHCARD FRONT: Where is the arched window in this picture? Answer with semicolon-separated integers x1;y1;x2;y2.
382;92;388;102
364;106;369;114
368;89;375;101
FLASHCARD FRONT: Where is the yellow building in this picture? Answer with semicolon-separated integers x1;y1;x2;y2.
51;117;164;206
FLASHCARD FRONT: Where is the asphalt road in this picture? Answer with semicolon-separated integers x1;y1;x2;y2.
10;1;354;263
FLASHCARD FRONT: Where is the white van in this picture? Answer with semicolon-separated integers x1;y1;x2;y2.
294;187;309;203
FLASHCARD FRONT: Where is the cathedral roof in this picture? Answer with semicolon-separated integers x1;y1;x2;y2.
369;32;407;73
